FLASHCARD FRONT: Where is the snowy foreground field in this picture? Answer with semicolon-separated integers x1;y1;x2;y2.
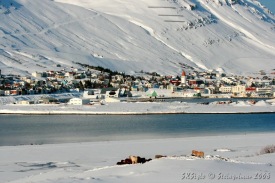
1;99;275;114
1;133;275;183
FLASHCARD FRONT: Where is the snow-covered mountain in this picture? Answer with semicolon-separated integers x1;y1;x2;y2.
0;0;275;76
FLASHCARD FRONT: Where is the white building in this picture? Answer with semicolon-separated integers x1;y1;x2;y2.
4;90;10;95
167;84;177;92
106;89;120;98
203;88;214;95
182;89;198;97
83;89;100;99
256;87;272;94
68;98;90;105
105;97;121;103
65;72;74;78
32;72;42;78
18;100;35;105
219;86;232;93
221;77;236;84
232;85;246;94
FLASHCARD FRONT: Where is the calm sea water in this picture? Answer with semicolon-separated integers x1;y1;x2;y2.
0;114;275;146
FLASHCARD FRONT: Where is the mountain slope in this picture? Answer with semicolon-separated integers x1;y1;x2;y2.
0;0;275;76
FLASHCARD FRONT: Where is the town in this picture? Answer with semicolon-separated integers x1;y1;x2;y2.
0;63;275;105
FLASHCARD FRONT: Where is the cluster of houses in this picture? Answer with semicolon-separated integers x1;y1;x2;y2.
1;66;275;105
0;68;109;96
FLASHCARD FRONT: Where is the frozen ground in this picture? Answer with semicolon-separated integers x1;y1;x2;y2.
0;133;275;183
0;99;275;114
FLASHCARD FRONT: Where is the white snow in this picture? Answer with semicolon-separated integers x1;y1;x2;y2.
254;100;270;106
214;148;234;152
0;0;275;76
1;98;275;114
1;133;275;183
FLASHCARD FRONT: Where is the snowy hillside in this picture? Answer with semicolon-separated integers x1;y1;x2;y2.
0;0;275;76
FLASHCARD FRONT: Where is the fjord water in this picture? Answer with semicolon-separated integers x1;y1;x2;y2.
0;114;275;146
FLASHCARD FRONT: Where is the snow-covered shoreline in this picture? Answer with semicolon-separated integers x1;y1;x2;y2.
1;132;275;183
1;100;275;115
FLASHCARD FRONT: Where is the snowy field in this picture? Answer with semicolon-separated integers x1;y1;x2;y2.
1;133;275;183
1;99;275;114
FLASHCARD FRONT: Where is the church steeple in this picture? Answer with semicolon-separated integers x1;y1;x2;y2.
181;70;186;85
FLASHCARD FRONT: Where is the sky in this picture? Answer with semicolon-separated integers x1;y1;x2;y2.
259;0;275;13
